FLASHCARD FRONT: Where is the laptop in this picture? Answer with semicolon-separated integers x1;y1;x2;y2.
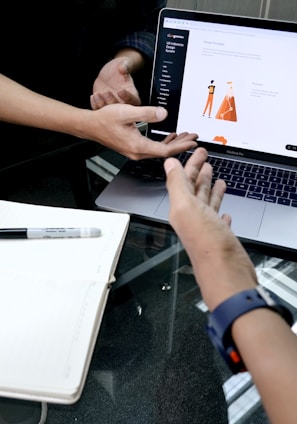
96;8;297;254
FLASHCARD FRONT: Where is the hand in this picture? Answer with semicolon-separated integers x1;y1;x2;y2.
164;148;257;310
77;104;198;160
90;57;141;110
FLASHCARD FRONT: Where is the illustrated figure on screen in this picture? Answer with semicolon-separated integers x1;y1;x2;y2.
215;81;237;121
202;80;215;118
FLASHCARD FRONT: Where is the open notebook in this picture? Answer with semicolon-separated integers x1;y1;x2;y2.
96;8;297;255
0;200;129;404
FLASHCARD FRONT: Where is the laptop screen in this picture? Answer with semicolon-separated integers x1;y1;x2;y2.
147;8;297;166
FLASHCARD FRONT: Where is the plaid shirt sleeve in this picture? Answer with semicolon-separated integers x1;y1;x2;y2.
113;0;167;61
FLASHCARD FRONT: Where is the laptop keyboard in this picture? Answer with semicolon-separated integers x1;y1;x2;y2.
125;157;166;181
207;155;297;207
126;150;194;181
126;152;297;207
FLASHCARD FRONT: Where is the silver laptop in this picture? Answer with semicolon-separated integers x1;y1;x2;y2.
96;8;297;254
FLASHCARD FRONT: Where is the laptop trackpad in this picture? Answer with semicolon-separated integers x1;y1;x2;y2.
219;195;265;239
258;203;297;249
155;194;265;240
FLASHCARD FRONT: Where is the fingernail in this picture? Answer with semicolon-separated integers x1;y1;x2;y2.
156;107;168;120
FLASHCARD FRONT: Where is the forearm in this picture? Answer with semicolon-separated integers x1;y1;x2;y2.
113;0;166;62
0;73;84;136
180;213;258;311
232;308;297;424
191;236;297;423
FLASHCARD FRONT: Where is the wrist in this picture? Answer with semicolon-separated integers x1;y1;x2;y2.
192;258;257;312
70;108;96;140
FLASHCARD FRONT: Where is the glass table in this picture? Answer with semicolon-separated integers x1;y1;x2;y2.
4;215;294;424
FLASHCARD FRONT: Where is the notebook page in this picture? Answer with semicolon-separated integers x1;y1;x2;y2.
0;270;109;403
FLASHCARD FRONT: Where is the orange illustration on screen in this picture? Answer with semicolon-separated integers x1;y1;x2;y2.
213;136;227;145
202;80;215;118
216;82;237;122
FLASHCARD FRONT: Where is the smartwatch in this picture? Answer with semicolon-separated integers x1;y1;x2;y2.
206;285;293;374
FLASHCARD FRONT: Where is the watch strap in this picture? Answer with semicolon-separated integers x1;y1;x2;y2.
206;286;293;373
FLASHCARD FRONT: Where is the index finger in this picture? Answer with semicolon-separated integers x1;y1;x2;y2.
183;147;208;186
118;89;141;106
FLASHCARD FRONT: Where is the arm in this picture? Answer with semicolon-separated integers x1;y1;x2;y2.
113;0;167;62
0;73;198;161
91;0;166;109
164;148;297;424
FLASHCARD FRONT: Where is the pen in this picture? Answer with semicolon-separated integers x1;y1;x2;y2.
0;227;102;239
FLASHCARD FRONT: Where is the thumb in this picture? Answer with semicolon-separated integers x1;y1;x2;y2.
119;105;168;123
118;59;130;76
